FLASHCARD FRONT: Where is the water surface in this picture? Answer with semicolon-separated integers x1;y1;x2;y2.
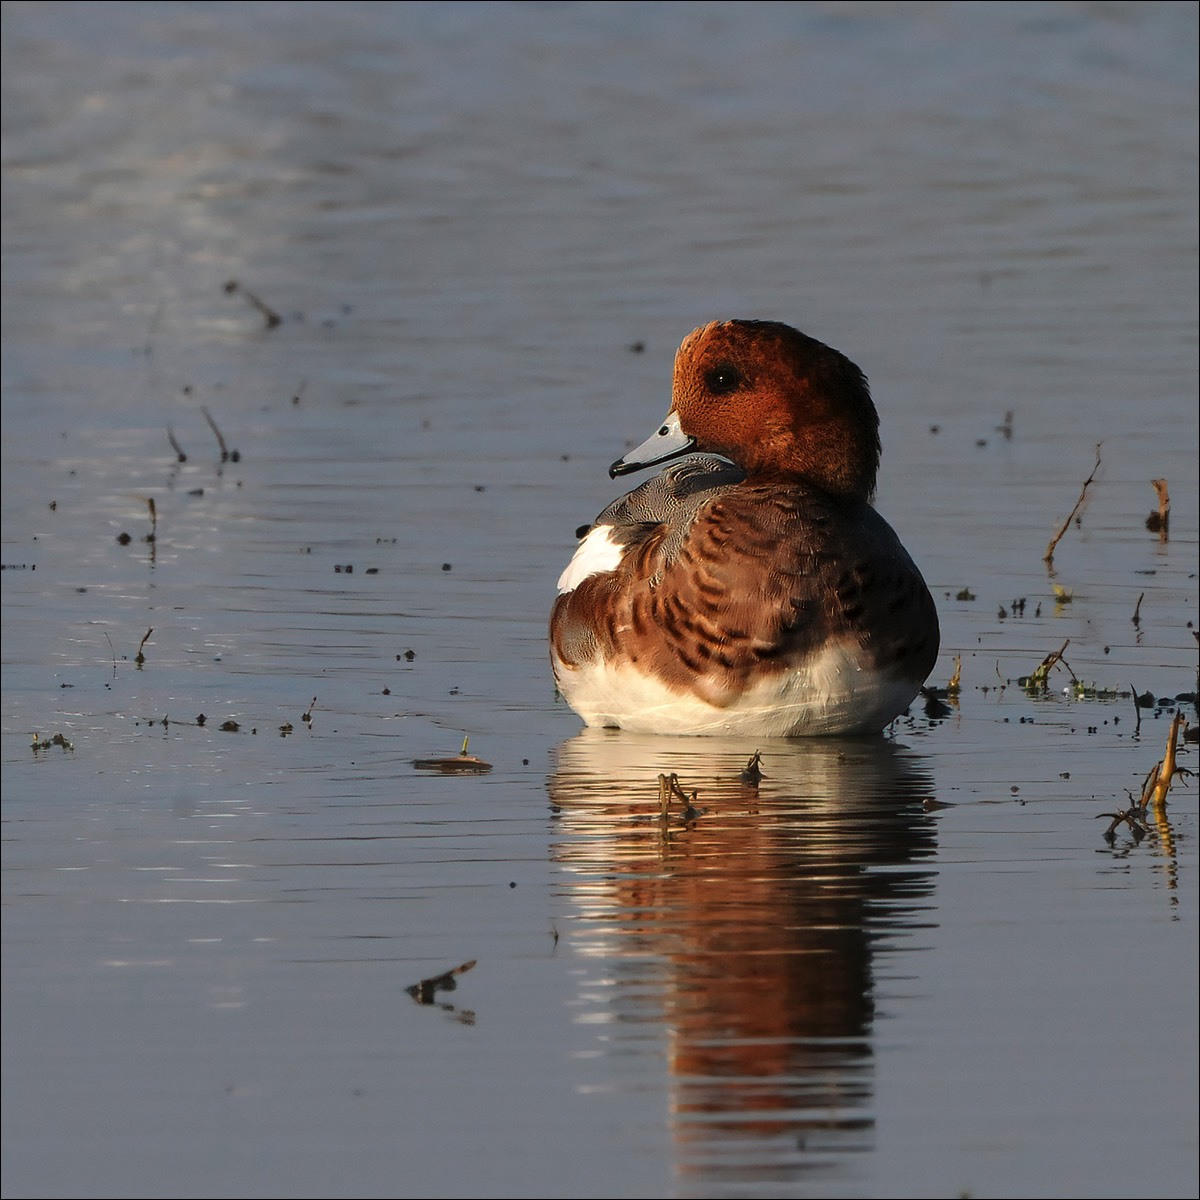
2;4;1197;1198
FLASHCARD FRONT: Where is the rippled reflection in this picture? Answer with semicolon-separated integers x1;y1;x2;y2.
548;730;938;1187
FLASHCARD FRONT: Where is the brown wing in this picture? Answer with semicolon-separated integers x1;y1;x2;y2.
557;482;938;707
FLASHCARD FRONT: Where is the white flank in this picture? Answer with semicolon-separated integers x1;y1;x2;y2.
553;642;920;737
557;525;625;594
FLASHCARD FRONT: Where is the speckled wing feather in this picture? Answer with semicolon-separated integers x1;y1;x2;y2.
555;471;938;710
551;456;744;667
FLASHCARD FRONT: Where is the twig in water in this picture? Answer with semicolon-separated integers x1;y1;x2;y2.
1141;712;1189;811
739;751;765;786
167;427;187;463
657;772;700;824
1022;639;1073;690
1044;443;1102;567
135;628;153;668
1101;713;1192;843
1099;805;1151;843
200;406;239;462
947;654;962;695
223;279;282;329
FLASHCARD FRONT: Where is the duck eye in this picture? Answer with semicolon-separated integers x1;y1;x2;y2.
704;365;742;395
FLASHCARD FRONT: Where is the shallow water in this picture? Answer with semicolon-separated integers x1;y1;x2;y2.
2;3;1197;1198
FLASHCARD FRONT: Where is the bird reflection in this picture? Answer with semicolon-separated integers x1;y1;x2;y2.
547;729;938;1185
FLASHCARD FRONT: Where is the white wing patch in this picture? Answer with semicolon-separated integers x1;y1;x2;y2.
557;525;625;594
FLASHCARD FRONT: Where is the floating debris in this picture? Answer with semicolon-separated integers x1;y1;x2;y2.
1068;681;1120;701
406;959;476;1006
31;732;74;754
413;736;492;774
1145;478;1170;538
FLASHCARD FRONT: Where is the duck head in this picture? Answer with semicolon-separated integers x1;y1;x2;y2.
611;320;880;501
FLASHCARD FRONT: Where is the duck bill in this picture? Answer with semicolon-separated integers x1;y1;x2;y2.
609;410;696;478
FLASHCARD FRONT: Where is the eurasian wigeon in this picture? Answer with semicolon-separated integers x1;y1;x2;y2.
550;319;940;737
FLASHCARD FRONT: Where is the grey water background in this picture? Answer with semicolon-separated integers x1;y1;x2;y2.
2;2;1197;1197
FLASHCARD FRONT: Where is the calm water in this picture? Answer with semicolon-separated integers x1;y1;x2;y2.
2;3;1197;1198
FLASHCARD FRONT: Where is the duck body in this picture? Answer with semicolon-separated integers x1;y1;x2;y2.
550;320;939;737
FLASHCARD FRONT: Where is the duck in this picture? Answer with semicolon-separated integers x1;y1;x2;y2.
550;319;940;737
